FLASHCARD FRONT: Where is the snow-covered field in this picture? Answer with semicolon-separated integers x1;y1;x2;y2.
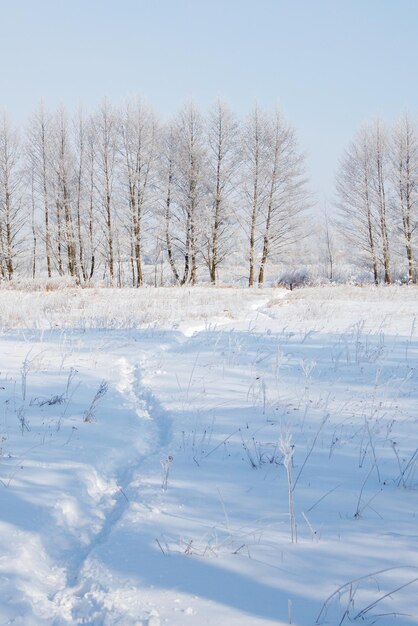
1;285;418;626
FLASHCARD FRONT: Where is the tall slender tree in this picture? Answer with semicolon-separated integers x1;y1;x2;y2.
205;101;239;284
371;121;391;283
52;108;77;277
94;100;118;284
26;103;53;277
119;98;157;287
391;114;418;283
167;102;206;285
242;106;269;287
257;110;308;286
0;116;23;280
160;124;181;284
337;125;380;284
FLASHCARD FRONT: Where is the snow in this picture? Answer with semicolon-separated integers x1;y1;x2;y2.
1;285;418;625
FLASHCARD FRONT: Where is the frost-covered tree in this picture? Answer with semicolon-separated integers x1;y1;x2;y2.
390;114;418;283
242;106;269;287
204;100;239;284
337;120;406;284
337;125;380;284
257;110;308;286
0;115;24;280
162;102;206;285
370;120;391;284
26;103;53;277
72;109;92;282
242;106;308;287
159;123;180;284
119;98;158;287
93;100;118;284
50;108;77;277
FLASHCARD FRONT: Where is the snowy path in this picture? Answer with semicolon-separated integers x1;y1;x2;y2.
0;329;179;625
50;354;175;625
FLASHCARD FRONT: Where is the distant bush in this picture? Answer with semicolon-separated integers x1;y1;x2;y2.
276;268;313;290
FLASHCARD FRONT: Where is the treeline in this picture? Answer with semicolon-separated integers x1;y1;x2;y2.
0;99;308;286
337;115;418;284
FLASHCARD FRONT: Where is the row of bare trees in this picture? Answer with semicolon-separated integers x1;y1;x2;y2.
337;115;418;284
0;99;308;286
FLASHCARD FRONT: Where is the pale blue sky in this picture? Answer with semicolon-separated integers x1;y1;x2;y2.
1;0;417;201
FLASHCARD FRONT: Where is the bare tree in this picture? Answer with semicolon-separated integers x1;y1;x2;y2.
51;107;77;278
160;124;181;283
337;125;380;284
26;103;53;277
204;100;239;284
0;115;24;280
316;200;336;281
371;120;392;283
242;106;269;287
93;100;118;284
178;102;206;284
323;204;335;281
29;160;37;279
119;98;157;287
73;109;89;281
391;114;418;283
257;110;308;286
164;103;206;285
76;115;99;282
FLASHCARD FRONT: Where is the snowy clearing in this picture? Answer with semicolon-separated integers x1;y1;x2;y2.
1;286;418;625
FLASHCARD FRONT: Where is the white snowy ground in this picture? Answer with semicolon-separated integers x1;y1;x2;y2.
1;285;418;626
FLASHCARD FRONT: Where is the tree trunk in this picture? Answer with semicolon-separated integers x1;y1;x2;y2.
248;117;260;287
165;163;180;284
363;161;379;285
376;131;391;284
39;120;52;278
